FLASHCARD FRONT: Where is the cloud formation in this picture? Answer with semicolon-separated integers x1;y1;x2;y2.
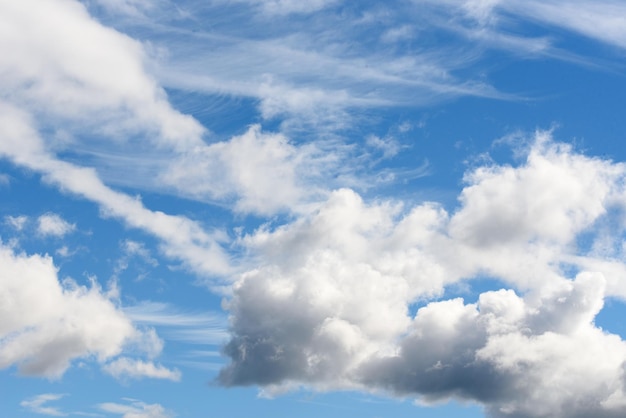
37;213;76;237
220;133;626;417
103;357;181;382
4;1;626;417
20;393;67;416
0;243;161;378
99;399;174;418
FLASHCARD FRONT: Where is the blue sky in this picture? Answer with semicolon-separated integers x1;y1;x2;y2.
3;1;626;417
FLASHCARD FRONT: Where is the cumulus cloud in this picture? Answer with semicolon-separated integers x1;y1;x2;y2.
220;133;626;417
20;394;67;416
164;125;326;215
0;243;160;378
360;274;626;418
103;358;181;382
37;213;76;237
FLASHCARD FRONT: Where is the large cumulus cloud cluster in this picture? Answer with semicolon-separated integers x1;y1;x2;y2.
220;134;626;418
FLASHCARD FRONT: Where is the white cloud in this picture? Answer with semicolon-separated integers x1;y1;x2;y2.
122;240;158;266
103;358;181;382
502;1;626;50
360;273;626;418
37;213;76;237
366;135;401;159
219;132;626;416
164;125;326;215
0;101;231;278
0;0;204;149
114;240;159;279
21;394;67;416
99;399;173;418
154;2;504;134
424;0;626;54
0;243;166;378
5;215;28;231
0;0;508;220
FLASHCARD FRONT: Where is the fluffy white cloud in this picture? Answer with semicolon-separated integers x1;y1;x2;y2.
164;125;325;214
0;243;172;380
37;213;76;237
0;0;204;149
0;243;139;377
103;358;181;382
220;133;626;417
359;273;626;418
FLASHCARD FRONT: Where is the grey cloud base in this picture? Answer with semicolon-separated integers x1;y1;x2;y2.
219;135;626;418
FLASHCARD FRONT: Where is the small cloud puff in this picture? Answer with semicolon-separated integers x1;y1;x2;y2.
37;213;75;237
